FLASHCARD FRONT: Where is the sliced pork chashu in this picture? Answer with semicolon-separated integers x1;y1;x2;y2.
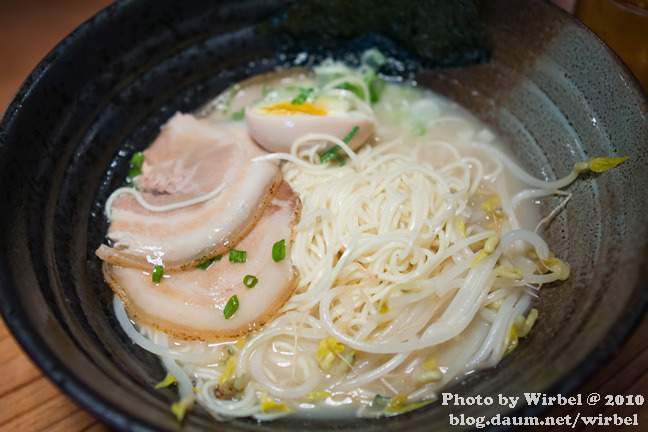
96;112;281;270
104;182;301;341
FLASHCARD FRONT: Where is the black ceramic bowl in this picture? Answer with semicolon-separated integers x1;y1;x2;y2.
1;0;647;431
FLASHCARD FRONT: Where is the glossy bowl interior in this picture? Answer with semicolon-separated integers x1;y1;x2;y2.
1;0;648;431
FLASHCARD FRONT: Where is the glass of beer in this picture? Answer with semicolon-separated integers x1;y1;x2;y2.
575;0;648;90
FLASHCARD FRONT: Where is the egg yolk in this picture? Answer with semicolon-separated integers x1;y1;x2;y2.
258;102;327;116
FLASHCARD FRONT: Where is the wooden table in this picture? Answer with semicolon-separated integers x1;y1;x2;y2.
1;1;646;431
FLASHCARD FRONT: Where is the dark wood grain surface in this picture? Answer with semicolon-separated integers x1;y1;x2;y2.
1;1;646;431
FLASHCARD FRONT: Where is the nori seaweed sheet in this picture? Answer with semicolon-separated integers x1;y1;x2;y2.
260;0;490;72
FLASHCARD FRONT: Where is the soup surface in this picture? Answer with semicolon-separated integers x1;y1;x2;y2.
98;51;584;421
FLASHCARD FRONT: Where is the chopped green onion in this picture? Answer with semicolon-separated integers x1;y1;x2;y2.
222;83;236;114
319;145;343;164
365;73;386;103
129;151;145;166
127;151;145;180
128;166;142;178
413;125;426;136
196;258;215;270
243;275;258;288
229;249;246;263
195;255;222;270
318;125;359;166
291;88;314;105
223;295;239;320
195;259;212;270
152;265;164;283
335;82;365;100
341;125;359;144
231;108;245;121
361;48;387;69
272;239;286;262
335;75;385;103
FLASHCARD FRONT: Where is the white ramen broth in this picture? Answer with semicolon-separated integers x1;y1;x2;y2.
98;52;626;421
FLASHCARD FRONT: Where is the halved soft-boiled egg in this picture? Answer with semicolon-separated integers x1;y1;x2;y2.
245;90;376;153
